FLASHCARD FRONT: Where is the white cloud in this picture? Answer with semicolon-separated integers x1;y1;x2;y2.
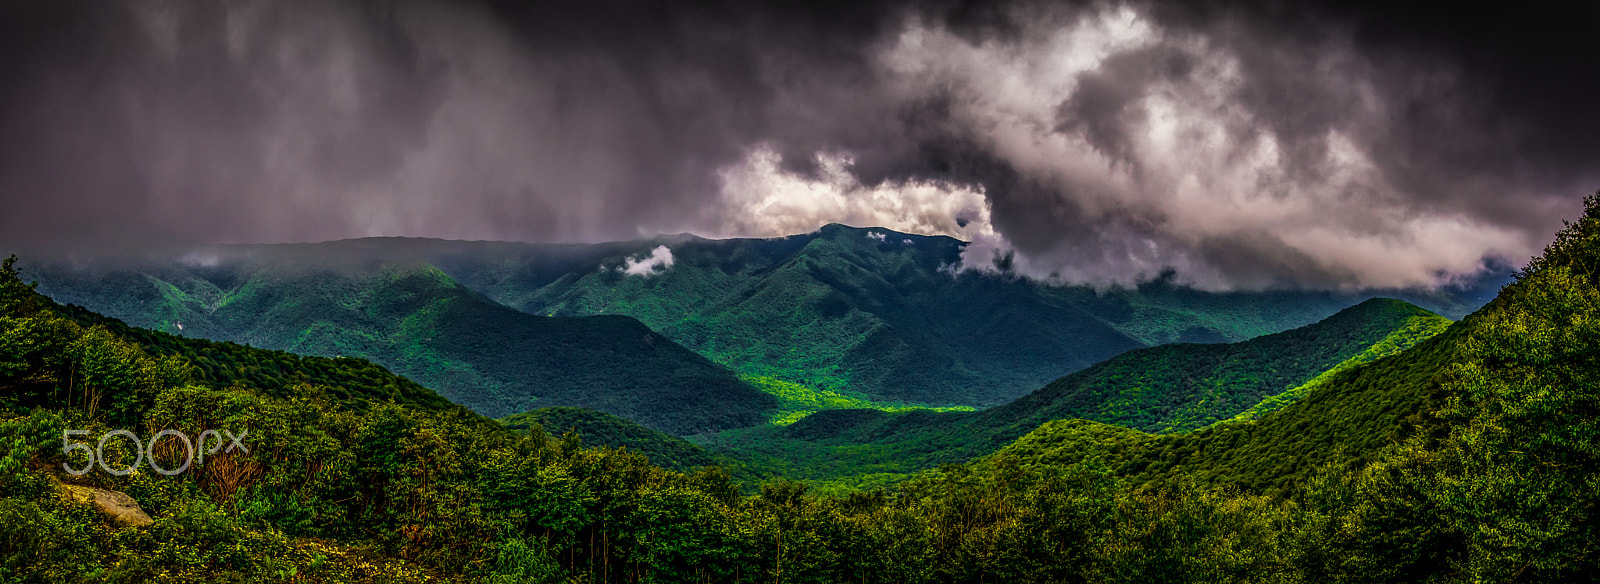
866;231;886;241
178;250;221;268
714;145;996;242
621;245;674;276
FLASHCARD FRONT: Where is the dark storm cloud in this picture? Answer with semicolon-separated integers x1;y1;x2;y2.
0;0;883;248
0;0;1594;289
824;0;1598;288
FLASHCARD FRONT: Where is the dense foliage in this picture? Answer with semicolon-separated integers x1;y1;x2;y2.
499;407;722;473
32;259;773;434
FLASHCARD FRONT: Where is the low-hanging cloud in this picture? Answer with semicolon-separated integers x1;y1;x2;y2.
714;146;994;241
0;0;1593;291
620;245;675;276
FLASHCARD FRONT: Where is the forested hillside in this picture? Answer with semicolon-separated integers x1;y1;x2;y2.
709;298;1452;486
450;226;1145;406
0;195;1596;582
0;260;463;422
979;319;1467;499
29;226;1500;417
30;258;772;433
48;302;461;415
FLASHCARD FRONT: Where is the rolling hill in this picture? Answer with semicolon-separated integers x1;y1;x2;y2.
706;298;1454;486
26;257;773;434
974;317;1468;498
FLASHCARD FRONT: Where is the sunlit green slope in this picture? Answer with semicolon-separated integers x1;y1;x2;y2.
981;320;1466;498
499;407;722;473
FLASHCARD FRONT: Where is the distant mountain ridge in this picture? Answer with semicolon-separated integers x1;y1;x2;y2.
423;224;1498;406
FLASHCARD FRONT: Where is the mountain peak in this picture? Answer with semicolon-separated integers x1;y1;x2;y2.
815;223;875;234
1334;297;1441;320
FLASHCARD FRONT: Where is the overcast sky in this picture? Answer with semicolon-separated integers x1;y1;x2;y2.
1;0;1595;290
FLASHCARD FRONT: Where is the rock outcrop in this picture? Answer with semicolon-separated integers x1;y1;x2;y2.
62;484;153;528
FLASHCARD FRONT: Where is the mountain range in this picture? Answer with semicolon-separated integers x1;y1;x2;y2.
23;225;1503;434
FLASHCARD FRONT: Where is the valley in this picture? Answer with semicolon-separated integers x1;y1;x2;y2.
0;197;1595;581
699;297;1454;490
